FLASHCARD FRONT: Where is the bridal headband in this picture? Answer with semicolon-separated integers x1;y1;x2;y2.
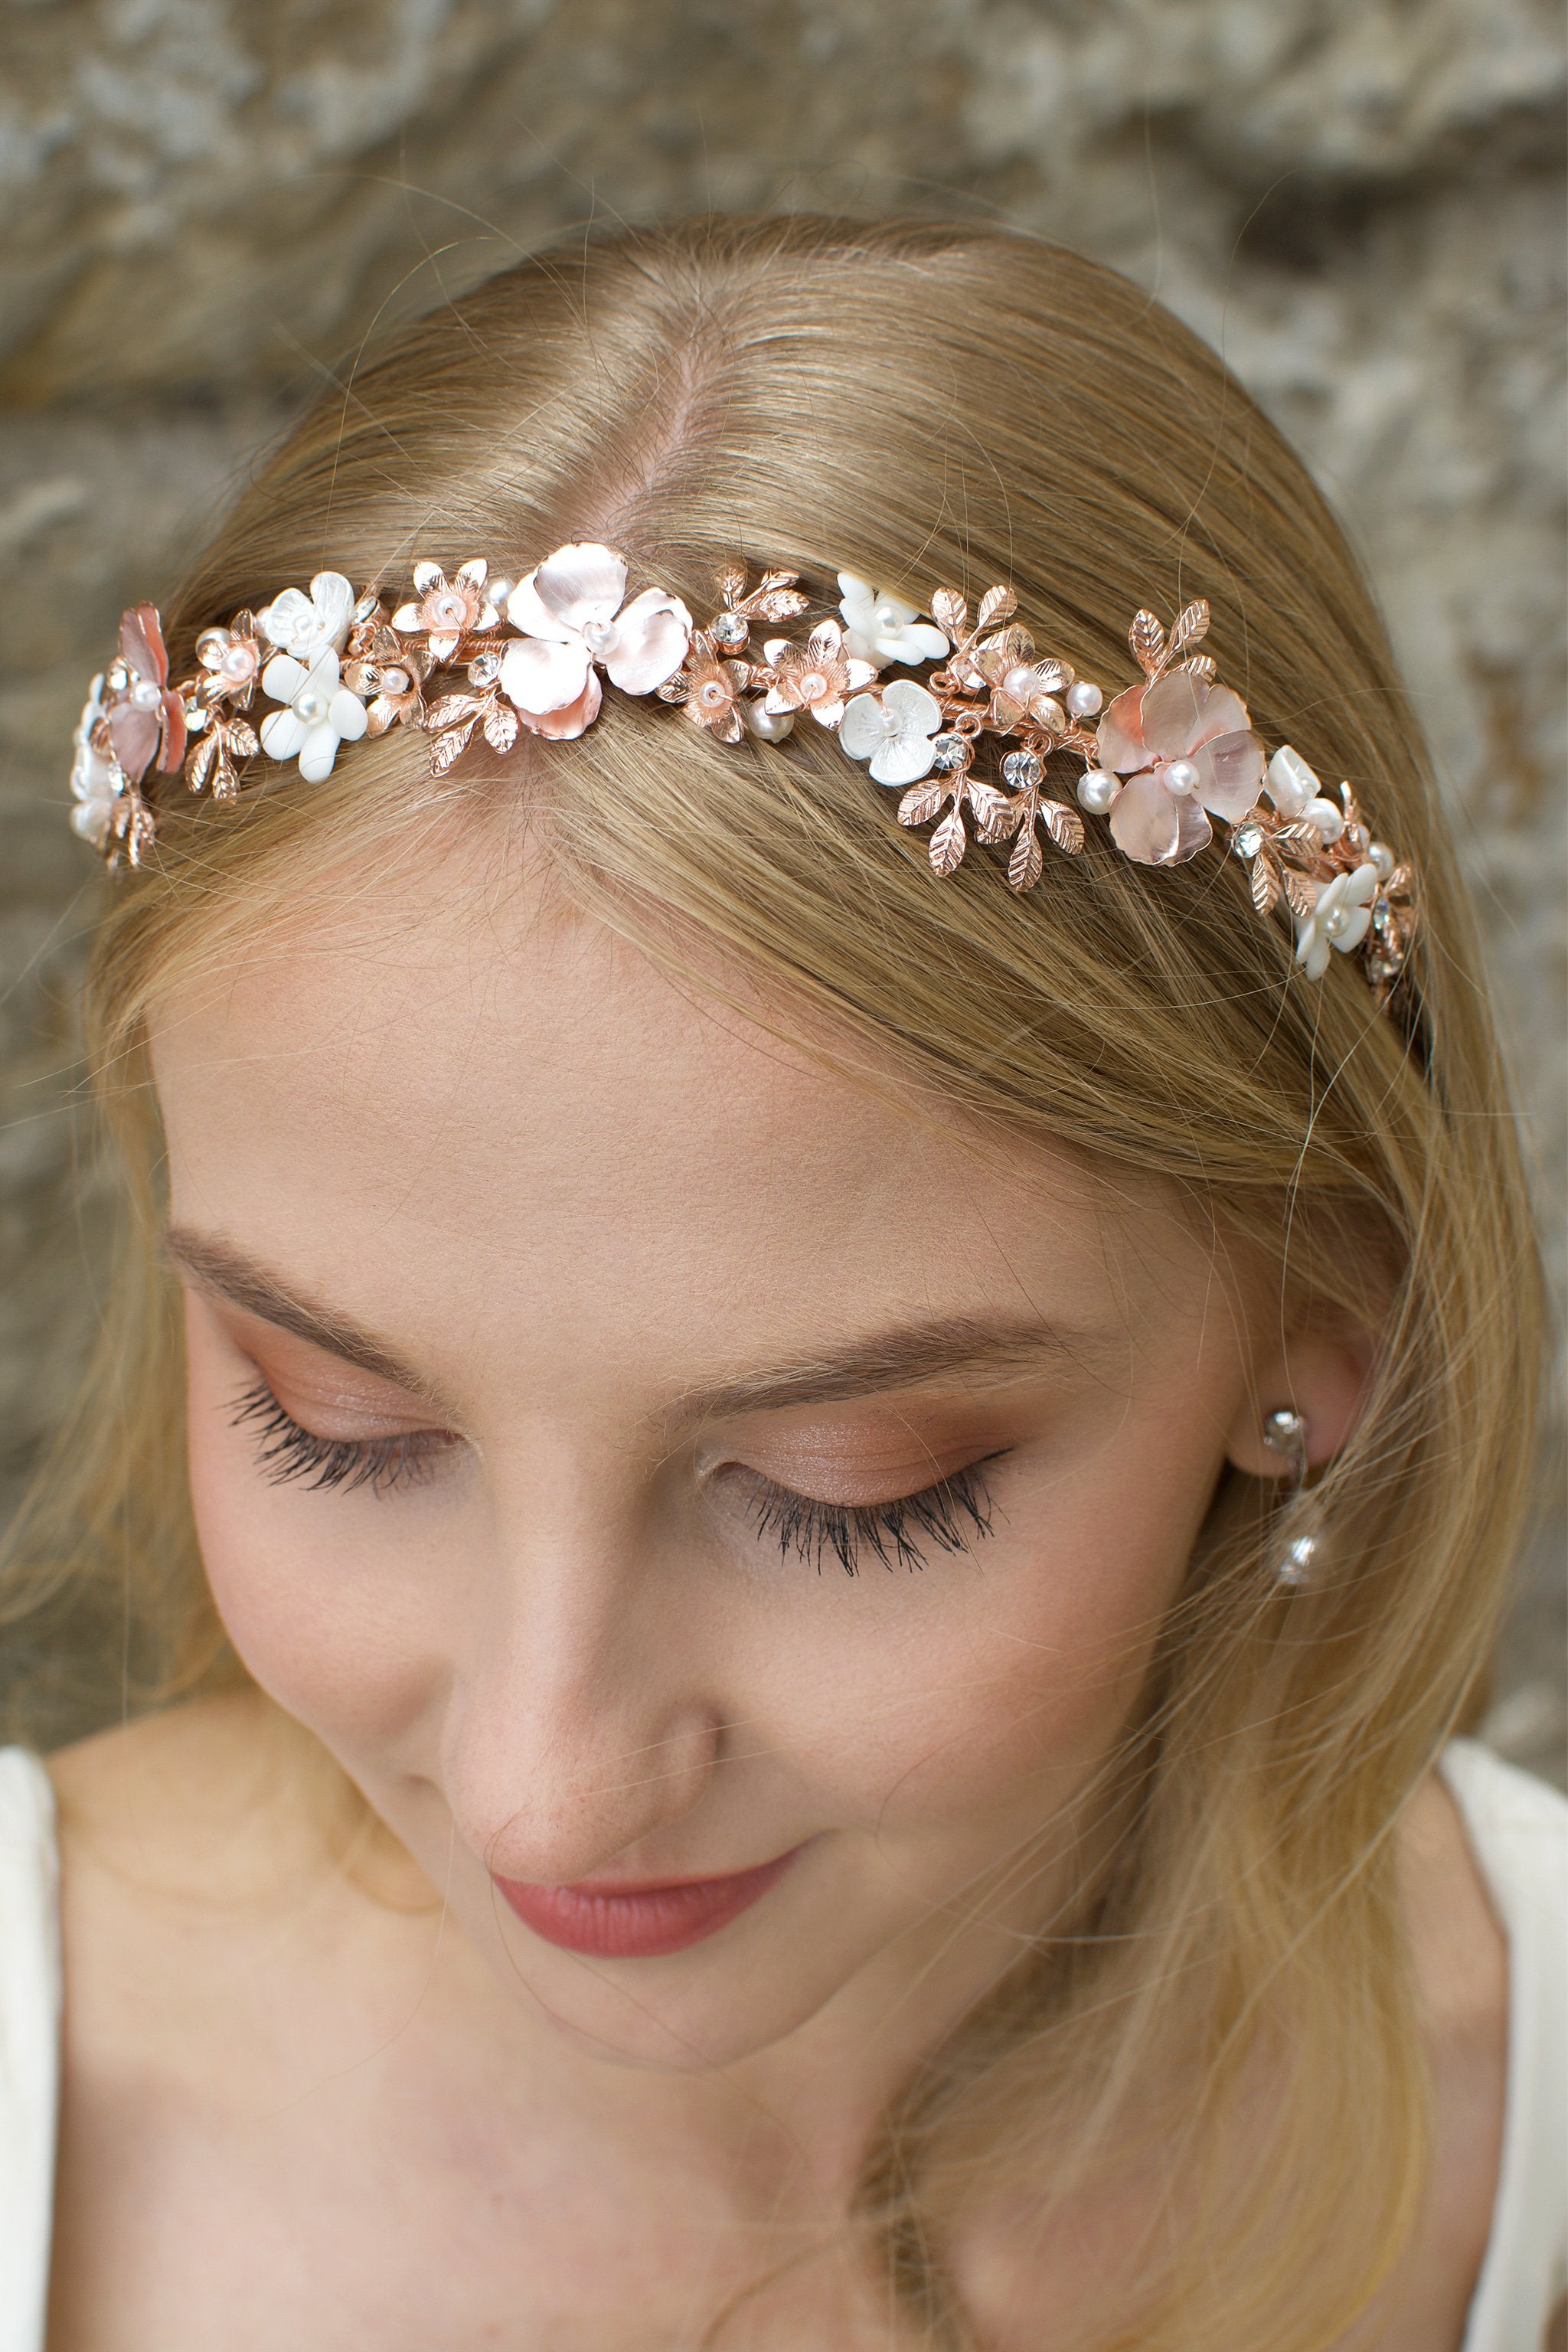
70;541;1417;1004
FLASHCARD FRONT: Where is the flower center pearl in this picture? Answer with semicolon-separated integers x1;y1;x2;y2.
1324;907;1350;941
295;688;329;724
129;679;162;710
432;593;466;627
1161;758;1200;796
801;671;825;697
581;620;613;654
220;645;256;682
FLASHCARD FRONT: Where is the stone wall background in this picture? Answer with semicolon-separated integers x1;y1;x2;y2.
2;0;1563;1775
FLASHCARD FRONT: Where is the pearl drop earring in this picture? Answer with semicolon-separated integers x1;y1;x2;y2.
1262;1407;1318;1588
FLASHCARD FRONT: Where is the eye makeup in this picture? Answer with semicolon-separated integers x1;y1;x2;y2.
230;1380;459;1495
743;1459;998;1576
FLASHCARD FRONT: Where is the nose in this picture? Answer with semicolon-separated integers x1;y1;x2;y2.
442;1510;723;1889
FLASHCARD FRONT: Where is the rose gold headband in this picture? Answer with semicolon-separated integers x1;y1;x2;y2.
70;542;1416;1005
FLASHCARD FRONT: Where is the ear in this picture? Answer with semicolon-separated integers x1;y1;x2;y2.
1225;1321;1377;1480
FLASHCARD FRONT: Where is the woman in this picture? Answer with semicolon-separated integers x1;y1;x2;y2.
3;215;1563;2349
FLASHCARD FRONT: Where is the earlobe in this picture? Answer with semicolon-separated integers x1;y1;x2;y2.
1225;1325;1377;1480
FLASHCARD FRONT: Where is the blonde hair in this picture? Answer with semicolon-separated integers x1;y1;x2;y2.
3;216;1544;2347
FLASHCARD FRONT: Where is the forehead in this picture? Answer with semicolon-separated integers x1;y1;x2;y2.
148;852;1191;1390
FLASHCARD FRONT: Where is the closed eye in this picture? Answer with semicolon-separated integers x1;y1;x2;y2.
743;1458;1001;1576
231;1381;461;1495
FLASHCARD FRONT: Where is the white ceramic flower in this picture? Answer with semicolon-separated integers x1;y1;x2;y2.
257;572;357;662
1294;863;1379;981
837;573;949;671
70;672;123;844
1265;744;1348;843
500;543;691;739
259;648;368;782
837;680;945;785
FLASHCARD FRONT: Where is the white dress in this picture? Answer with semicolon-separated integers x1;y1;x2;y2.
0;1740;1563;2350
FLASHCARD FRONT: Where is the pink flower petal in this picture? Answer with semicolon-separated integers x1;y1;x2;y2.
1138;673;1207;761
505;571;577;645
1107;767;1211;865
516;673;602;739
531;543;628;635
603;590;693;694
1097;683;1148;776
1192;728;1263;821
157;688;187;772
106;703;160;784
119;604;168;687
499;635;593;715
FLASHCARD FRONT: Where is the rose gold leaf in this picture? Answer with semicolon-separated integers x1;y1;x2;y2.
186;733;218;792
977;585;1017;632
1250;858;1280;917
483;698;519;754
757;589;809;621
430;715;478;776
212;753;237;803
658;674;691;704
976;794;1022;844
965;778;1009;828
898;781;949;829
227;718;259;759
1008;825;1044;893
929;808;969;874
1174;654;1217;681
1276;820;1321;850
1385;865;1413;898
715;564;747;604
425;693;479;731
1168;599;1210;656
757;570;801;594
1282;870;1316;920
930;587;968;641
1041;799;1085;853
1129;610;1165;677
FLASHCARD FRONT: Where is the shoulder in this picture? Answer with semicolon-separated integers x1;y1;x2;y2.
0;1745;60;2352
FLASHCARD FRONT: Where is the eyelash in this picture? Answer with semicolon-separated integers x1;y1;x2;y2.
231;1381;1001;1573
230;1382;453;1496
746;1461;998;1576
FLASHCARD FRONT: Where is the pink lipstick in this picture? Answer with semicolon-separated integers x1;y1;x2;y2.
494;1848;799;1958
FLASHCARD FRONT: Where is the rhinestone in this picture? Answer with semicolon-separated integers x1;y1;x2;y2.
1001;749;1043;790
469;649;501;687
1234;823;1264;859
931;733;969;773
710;612;748;650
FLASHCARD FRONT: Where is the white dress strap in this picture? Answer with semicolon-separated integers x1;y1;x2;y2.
0;1749;58;2352
1442;1740;1568;2352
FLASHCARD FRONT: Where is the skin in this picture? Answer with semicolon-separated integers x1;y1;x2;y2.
44;848;1508;2349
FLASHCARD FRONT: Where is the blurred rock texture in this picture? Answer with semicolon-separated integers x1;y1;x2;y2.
2;0;1563;1770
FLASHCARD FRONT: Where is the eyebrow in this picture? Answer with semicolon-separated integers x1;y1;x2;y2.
165;1228;451;1406
165;1228;1118;1426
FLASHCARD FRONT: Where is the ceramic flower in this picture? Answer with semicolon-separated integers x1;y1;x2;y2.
501;543;691;737
1096;671;1263;865
837;679;945;785
391;559;500;661
70;674;123;844
258;648;368;781
105;605;188;783
762;622;875;728
1294;864;1379;981
1263;744;1348;842
257;572;357;662
837;573;949;671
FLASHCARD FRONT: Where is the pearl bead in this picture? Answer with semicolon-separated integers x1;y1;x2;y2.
1324;907;1350;941
1077;769;1120;814
1305;796;1344;843
487;578;514;609
1370;841;1395;880
220;645;255;682
1163;759;1200;796
295;689;328;724
743;700;794;742
1065;679;1102;718
129;678;162;710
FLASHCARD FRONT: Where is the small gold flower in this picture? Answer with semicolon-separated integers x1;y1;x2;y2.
668;637;753;743
761;620;875;728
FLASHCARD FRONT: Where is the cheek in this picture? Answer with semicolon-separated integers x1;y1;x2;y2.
761;1424;1214;1837
184;1311;447;1756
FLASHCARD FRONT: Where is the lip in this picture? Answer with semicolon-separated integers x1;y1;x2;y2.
494;1847;802;1958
